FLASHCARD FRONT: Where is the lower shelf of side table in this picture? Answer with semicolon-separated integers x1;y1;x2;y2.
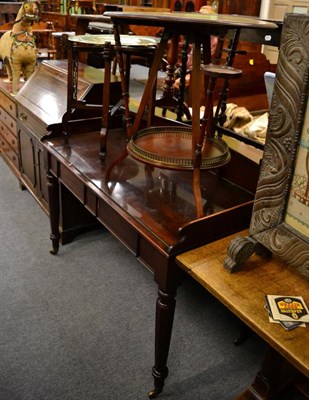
127;126;231;170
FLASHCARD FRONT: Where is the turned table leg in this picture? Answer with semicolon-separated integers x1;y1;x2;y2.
47;171;60;255
148;288;177;398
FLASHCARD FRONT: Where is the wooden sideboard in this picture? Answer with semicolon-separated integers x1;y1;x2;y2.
14;60;120;239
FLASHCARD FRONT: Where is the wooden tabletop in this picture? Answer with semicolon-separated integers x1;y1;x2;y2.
104;11;278;33
69;13;112;23
176;230;309;378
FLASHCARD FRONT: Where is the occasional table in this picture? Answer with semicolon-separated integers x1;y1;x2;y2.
63;34;159;160
104;11;278;220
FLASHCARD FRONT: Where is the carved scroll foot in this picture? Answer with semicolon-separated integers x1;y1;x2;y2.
224;236;256;273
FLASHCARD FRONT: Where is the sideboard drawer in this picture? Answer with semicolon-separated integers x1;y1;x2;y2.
0;133;19;170
0;107;17;135
0;91;17;118
0;120;18;152
17;106;47;139
0;85;19;178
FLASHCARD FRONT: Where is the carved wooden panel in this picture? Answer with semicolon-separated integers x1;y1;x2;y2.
248;13;309;276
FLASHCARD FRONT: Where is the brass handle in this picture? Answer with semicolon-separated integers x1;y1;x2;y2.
19;113;28;122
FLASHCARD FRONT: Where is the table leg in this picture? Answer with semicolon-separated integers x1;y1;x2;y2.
47;171;60;255
214;29;241;124
155;34;180;115
191;37;205;219
61;40;76;144
105;29;169;185
100;41;113;162
148;288;177;399
175;36;191;122
233;347;301;400
160;35;191;122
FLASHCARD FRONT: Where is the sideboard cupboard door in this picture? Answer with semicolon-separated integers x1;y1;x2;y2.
18;121;49;212
18;124;37;191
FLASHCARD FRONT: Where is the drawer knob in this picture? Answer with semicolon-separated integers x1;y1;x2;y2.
19;113;28;122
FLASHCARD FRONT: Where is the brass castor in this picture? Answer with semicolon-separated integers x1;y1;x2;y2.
148;387;162;399
50;247;59;255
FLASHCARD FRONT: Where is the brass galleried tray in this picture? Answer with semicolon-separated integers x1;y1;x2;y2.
127;126;231;170
69;34;160;47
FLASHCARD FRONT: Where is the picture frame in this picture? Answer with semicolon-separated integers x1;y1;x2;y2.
224;13;309;278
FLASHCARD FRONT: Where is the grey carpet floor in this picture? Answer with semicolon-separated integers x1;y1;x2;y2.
0;155;305;400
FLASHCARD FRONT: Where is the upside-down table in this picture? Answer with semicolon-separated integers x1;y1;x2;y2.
44;12;278;398
104;11;278;219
